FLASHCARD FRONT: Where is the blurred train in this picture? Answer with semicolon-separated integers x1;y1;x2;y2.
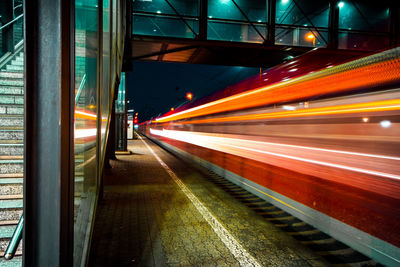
140;47;400;266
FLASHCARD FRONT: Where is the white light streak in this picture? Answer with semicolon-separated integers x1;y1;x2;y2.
150;129;400;180
380;120;391;128
75;128;97;139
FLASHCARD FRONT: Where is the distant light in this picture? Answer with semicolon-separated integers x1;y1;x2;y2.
289;68;298;72
208;16;213;18
362;117;369;123
282;0;289;4
264;78;269;81
134;124;139;130
128;109;134;112
380;120;391;128
153;29;157;32
338;2;344;8
186;92;193;101
257;20;262;23
303;24;308;26
135;113;138;116
307;33;315;39
282;105;296;111
171;107;175;111
157;10;161;14
88;104;96;109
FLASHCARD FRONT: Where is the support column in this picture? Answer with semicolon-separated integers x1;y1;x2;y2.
198;0;208;40
266;0;276;46
328;0;339;49
24;0;74;266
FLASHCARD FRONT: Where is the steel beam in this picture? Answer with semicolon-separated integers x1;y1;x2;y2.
24;0;74;265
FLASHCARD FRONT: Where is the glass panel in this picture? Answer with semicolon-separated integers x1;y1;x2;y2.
133;0;199;17
208;0;266;22
133;14;198;38
338;32;390;50
208;20;266;43
338;0;390;32
0;0;24;58
275;26;327;47
101;0;111;160
115;73;126;151
74;0;98;265
276;0;329;27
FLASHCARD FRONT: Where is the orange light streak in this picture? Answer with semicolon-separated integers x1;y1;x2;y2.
154;48;400;123
75;110;107;121
174;99;400;124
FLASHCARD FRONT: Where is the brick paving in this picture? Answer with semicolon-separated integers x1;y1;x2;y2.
88;138;329;267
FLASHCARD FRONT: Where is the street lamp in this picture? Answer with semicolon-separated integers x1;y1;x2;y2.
186;92;193;101
306;33;316;47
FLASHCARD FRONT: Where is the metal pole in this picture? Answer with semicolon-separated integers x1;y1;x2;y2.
24;0;74;265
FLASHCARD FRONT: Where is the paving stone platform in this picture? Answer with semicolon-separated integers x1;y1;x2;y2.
89;138;330;267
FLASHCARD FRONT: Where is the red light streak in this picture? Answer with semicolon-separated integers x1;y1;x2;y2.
155;48;400;123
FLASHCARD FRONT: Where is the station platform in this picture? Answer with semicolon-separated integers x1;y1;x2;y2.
88;137;332;267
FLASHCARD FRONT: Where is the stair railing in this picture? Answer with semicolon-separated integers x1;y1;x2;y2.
4;214;23;260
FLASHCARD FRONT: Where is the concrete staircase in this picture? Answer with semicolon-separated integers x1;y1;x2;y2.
0;51;24;263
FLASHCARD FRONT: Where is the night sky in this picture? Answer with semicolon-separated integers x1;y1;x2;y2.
126;61;259;122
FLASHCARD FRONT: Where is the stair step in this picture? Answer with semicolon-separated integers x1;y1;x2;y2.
0;195;22;201
0;105;24;115
0;80;23;87
0;174;23;179
0;225;18;240
0;179;23;197
0;96;24;105
0;117;23;127
0;73;23;79
0;160;23;175
0;87;23;96
5;66;23;72
10;61;23;67
0;157;23;161
0;130;23;142
0;220;19;226
0;200;22;210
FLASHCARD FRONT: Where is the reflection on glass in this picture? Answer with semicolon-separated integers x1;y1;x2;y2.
74;0;98;265
208;21;265;43
275;26;327;47
275;0;329;27
101;0;111;161
133;0;198;17
133;14;198;38
208;0;266;22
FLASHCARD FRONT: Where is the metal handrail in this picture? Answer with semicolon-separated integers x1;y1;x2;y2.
0;14;23;31
4;214;23;260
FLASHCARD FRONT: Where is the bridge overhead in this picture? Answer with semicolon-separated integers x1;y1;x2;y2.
129;0;399;67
